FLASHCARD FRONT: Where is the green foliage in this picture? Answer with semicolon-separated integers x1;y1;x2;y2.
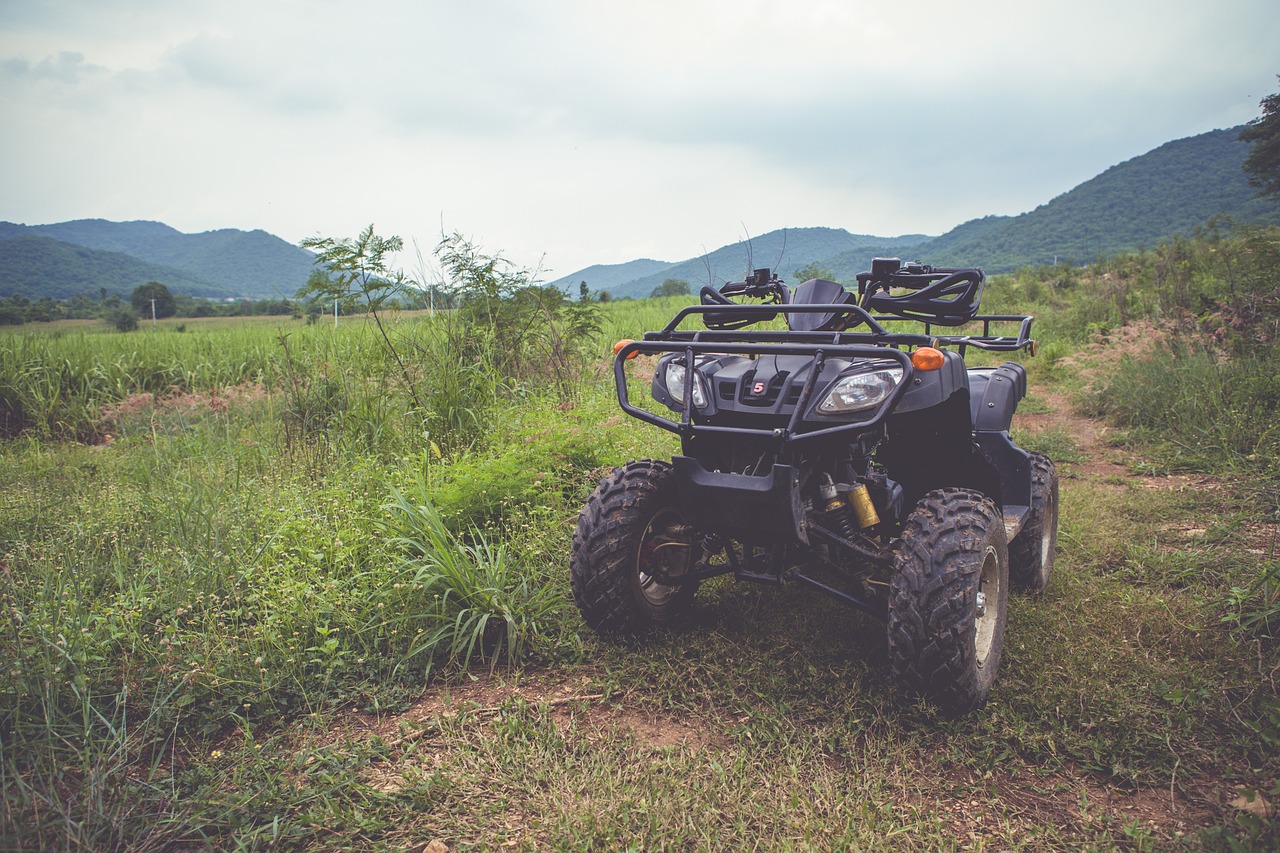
299;224;424;411
130;281;175;319
791;262;837;282
435;232;601;400
297;224;409;313
383;478;562;672
1081;339;1280;477
104;306;137;332
1240;76;1280;199
649;278;691;298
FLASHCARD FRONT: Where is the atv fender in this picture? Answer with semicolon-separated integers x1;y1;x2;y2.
967;362;1027;431
968;363;1032;532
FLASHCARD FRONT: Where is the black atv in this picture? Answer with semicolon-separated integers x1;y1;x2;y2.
571;259;1058;715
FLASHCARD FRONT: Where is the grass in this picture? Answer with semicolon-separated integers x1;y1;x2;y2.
3;236;1280;849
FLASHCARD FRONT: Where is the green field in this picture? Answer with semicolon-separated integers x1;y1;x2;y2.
2;232;1278;850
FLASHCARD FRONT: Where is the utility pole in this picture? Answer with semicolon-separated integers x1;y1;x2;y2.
150;299;157;327
334;299;338;328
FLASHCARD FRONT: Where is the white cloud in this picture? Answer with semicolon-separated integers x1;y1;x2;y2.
0;0;1277;274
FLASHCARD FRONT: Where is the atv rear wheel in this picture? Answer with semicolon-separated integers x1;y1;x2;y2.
571;460;698;635
888;488;1009;716
1009;452;1058;593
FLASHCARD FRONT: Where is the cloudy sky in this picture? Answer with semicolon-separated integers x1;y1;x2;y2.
2;0;1277;278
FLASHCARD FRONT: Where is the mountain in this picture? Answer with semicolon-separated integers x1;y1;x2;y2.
555;125;1280;294
0;219;316;300
549;258;674;294
921;126;1280;270
0;235;235;300
556;227;931;300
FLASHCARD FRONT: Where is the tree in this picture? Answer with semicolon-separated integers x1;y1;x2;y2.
791;262;837;283
1240;76;1280;200
578;281;590;302
298;224;423;409
131;281;175;319
649;278;691;298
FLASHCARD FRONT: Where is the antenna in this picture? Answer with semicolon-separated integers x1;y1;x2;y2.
772;229;788;277
741;222;754;276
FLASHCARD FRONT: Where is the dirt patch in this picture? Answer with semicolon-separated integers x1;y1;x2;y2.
1014;387;1131;482
988;770;1220;838
1054;321;1188;390
900;757;1224;844
303;669;719;757
95;382;268;440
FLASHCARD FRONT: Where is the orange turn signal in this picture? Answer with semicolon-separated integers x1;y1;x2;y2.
613;339;639;360
911;346;945;371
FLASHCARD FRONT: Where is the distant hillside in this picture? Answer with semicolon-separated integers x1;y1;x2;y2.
922;126;1280;270
549;258;673;294
0;219;316;299
555;125;1280;293
0;235;233;300
576;227;931;300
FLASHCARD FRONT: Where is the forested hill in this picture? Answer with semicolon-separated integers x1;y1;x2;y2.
0;236;234;300
558;125;1280;296
549;258;674;294
0;220;316;300
922;126;1280;270
551;227;932;300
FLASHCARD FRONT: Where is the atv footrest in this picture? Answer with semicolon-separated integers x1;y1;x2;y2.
1002;506;1029;542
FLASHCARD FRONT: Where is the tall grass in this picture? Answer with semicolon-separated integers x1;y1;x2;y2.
383;477;563;673
1081;339;1280;474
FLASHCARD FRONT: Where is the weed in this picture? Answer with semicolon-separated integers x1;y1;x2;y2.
383;476;563;673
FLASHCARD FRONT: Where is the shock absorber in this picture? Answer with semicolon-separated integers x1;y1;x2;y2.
847;483;882;529
818;473;857;539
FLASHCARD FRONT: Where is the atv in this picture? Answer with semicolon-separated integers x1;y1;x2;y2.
571;258;1058;715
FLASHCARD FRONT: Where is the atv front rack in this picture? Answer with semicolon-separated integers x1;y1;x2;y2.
613;302;1035;444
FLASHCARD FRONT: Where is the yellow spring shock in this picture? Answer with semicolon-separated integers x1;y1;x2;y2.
847;484;881;529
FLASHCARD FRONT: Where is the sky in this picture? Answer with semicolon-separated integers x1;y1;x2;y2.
1;0;1278;280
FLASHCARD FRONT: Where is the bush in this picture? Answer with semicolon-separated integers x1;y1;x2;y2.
104;307;138;332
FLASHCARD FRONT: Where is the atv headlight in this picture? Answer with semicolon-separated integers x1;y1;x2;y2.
665;361;709;409
817;366;903;414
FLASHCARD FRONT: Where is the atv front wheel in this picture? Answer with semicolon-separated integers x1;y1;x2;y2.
571;460;698;635
888;488;1009;716
1009;452;1058;593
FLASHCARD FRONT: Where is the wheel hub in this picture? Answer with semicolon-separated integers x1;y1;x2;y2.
974;545;1001;668
637;508;693;606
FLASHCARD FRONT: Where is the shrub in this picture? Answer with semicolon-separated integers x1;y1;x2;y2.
104;307;138;332
383;477;562;672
